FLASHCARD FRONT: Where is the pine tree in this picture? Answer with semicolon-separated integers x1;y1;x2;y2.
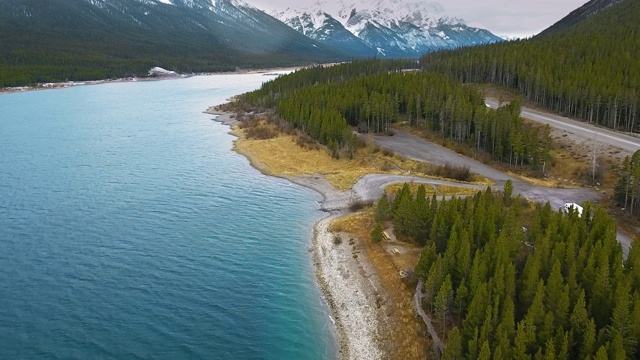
478;341;491;360
455;278;469;315
375;194;392;222
435;275;454;333
594;345;609;360
606;280;637;357
514;318;535;360
467;327;481;360
370;223;384;244
543;339;556;360
503;180;513;206
442;326;463;360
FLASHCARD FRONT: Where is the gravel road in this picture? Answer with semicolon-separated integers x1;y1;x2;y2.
370;130;633;257
485;98;640;155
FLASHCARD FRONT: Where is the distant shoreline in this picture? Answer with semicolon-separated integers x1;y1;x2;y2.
0;66;304;96
207;110;386;360
0;75;180;96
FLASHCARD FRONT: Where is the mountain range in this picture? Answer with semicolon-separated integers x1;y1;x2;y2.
0;0;504;86
265;0;503;57
0;0;343;62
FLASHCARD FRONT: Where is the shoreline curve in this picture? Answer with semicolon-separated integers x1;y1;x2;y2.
208;110;385;360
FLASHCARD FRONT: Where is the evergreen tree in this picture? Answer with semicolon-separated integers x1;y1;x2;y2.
442;326;463;360
375;194;392;222
435;275;454;333
370;223;384;244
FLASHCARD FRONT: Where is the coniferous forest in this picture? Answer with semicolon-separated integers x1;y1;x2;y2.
0;0;347;87
244;60;551;169
374;183;640;359
614;150;640;216
419;0;639;132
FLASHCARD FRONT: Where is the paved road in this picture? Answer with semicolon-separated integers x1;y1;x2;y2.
371;130;633;257
485;98;640;154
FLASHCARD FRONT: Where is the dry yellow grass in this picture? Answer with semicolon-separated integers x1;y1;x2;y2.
547;136;622;190
384;183;438;197
330;210;375;233
232;126;479;190
384;182;482;197
437;185;484;196
506;169;580;188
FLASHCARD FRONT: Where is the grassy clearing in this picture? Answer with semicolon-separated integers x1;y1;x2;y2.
330;209;430;359
548;133;624;189
232;118;488;190
234;129;407;189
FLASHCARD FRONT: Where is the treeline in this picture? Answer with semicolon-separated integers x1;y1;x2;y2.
615;150;640;216
0;49;313;87
0;53;156;86
0;0;350;87
245;59;419;106
419;0;640;132
245;60;551;168
374;183;640;358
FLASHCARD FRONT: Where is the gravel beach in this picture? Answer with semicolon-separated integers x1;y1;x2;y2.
209;110;386;359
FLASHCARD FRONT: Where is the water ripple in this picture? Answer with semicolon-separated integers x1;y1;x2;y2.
0;75;337;360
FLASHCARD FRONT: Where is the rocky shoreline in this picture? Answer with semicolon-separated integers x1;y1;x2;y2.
208;110;386;359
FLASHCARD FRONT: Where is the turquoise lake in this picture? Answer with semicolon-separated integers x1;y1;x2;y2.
0;74;337;359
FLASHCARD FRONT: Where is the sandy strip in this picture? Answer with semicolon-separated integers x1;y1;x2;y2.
209;111;385;360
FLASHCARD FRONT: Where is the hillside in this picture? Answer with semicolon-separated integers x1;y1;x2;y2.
419;0;638;133
0;0;348;87
0;0;504;87
538;0;623;36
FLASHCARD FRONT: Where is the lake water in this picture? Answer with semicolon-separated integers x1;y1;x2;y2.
0;75;337;359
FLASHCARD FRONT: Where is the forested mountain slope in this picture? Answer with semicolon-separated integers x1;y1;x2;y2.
419;0;638;133
0;0;347;87
538;0;624;36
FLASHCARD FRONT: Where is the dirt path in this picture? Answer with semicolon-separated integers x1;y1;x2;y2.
414;280;443;356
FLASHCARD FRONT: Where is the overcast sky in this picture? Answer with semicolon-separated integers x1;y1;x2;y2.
444;0;588;38
246;0;589;39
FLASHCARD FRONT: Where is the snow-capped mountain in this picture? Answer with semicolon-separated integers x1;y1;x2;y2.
1;0;500;87
262;0;502;57
0;0;349;76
